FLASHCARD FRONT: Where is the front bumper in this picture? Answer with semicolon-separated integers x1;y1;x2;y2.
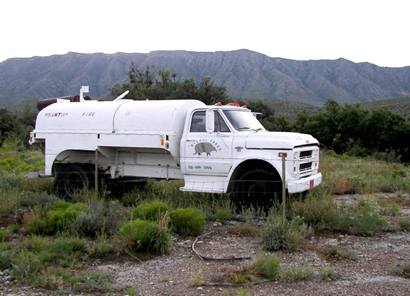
287;172;322;194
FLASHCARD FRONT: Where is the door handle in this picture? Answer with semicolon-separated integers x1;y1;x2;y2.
186;139;195;142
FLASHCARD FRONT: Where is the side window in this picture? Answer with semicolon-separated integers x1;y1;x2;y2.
214;111;230;132
190;111;206;132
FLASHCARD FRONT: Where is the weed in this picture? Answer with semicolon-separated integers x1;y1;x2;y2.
120;219;170;254
291;190;337;230
214;206;232;221
89;236;115;258
170;208;205;237
322;245;357;261
0;249;12;270
133;200;169;221
335;199;386;236
280;267;314;282
189;267;203;287
235;289;252;296
68;271;113;293
126;287;138;296
395;262;410;279
229;270;254;284
399;217;410;231
261;216;310;251
377;198;401;216
0;229;7;242
228;223;259;237
25;213;50;235
320;268;340;281
11;250;42;284
251;254;280;279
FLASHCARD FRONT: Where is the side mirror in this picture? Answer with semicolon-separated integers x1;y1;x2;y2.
205;109;215;133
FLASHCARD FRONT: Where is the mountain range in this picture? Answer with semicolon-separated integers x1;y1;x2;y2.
1;49;410;106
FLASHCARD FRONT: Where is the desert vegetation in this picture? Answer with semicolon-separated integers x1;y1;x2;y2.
0;138;408;294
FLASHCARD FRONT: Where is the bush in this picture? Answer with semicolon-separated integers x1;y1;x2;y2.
291;190;338;230
335;199;386;236
280;267;315;282
0;249;12;269
0;229;7;242
119;219;170;254
377;199;401;216
214;206;232;221
251;255;280;279
133;200;169;221
71;200;129;238
399;217;410;231
11;250;42;284
89;237;115;258
37;237;86;267
25;214;50;235
47;202;87;232
170;208;205;237
261;216;310;251
322;245;357;261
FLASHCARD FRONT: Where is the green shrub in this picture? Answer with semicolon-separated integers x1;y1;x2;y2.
71;200;129;238
291;190;338;230
214;206;232;221
89;237;115;258
399;217;410;231
22;236;51;253
0;250;12;269
170;208;205;236
251;254;280;279
280;267;315;282
335;199;386;236
38;237;86;267
261;216;310;251
0;229;7;242
11;250;42;284
133;200;169;221
120;219;170;254
25;214;50;235
47;202;87;232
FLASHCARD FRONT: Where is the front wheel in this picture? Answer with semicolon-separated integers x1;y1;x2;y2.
231;168;282;208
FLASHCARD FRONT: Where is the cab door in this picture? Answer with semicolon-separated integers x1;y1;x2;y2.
182;109;233;176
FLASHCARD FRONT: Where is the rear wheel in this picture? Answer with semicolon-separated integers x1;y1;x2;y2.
54;164;93;199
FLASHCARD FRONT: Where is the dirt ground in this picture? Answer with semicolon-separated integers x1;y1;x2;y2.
1;194;409;296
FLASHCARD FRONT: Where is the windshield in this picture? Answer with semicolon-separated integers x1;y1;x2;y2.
223;110;265;131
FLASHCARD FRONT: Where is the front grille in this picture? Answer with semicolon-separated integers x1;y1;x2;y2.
300;150;313;159
299;162;312;172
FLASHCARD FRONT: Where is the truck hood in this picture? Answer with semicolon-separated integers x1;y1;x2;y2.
245;131;319;150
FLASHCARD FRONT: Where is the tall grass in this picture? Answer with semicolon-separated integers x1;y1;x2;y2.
320;151;410;194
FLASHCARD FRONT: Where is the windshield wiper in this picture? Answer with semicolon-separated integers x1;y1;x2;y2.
238;127;251;130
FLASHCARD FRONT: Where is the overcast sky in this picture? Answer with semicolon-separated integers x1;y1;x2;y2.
0;0;409;67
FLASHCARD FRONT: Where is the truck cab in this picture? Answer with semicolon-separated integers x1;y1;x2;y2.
179;104;322;202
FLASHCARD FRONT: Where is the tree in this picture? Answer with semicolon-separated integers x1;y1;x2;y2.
111;65;227;103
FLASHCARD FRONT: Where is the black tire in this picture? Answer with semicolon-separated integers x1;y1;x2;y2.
232;168;282;208
54;164;93;199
